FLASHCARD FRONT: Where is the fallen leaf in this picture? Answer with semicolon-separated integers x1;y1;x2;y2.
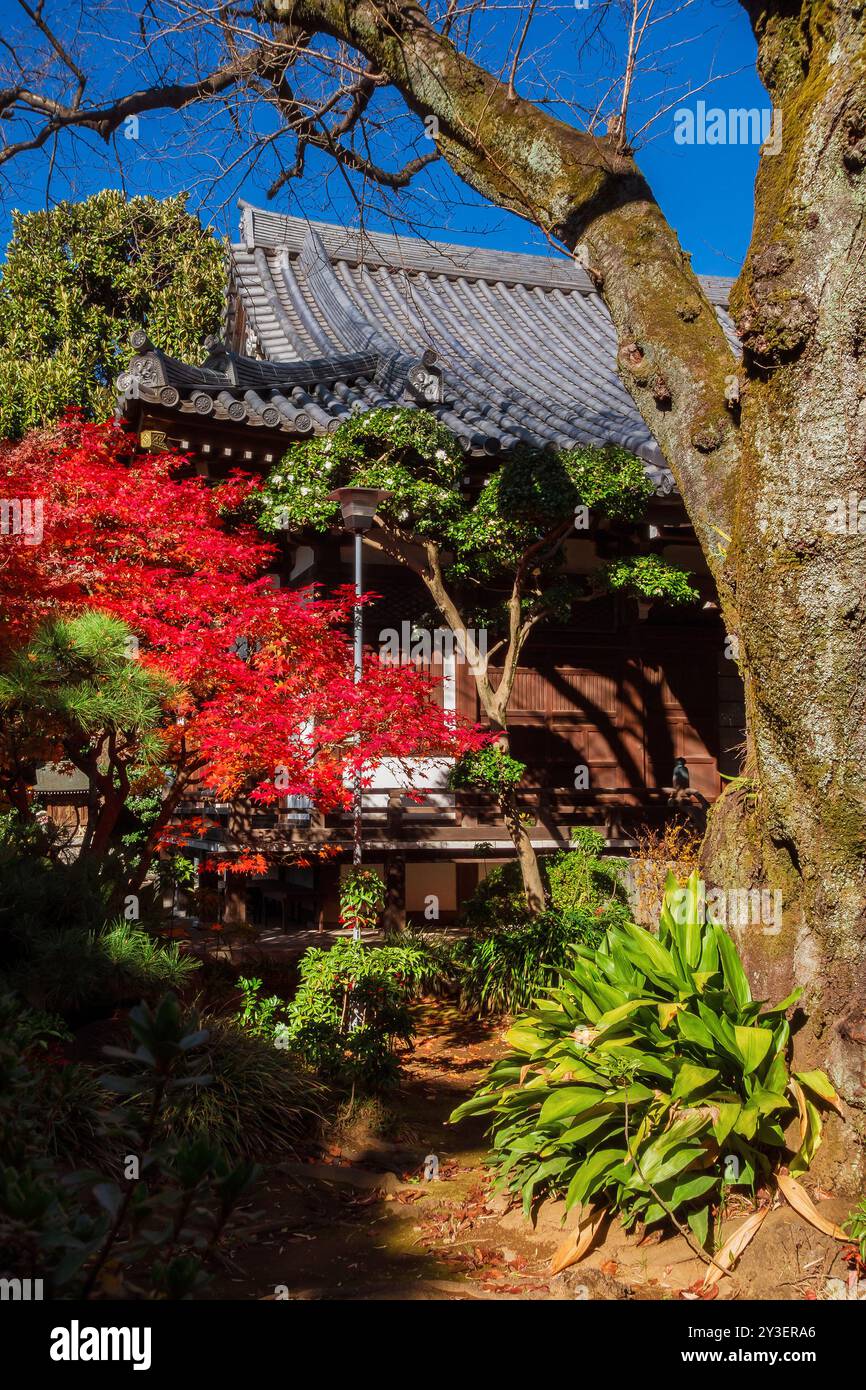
549;1206;605;1276
776;1171;847;1239
682;1279;719;1300
701;1206;770;1289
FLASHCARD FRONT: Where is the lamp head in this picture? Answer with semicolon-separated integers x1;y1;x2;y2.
327;486;392;534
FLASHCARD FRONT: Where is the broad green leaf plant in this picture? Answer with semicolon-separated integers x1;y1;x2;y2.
452;872;838;1246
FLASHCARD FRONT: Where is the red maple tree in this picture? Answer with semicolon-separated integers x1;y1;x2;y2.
0;417;484;879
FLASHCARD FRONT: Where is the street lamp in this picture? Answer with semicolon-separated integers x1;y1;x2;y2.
328;486;391;936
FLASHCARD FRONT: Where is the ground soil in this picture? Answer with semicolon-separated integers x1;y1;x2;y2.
201;1000;856;1302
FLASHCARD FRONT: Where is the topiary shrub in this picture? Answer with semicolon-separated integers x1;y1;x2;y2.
452;872;839;1246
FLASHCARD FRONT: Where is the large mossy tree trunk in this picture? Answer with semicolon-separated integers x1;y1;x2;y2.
268;0;866;1176
702;2;866;1184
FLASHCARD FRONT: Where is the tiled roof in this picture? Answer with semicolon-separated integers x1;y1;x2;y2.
117;205;737;481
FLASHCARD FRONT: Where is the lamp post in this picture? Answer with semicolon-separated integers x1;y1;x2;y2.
327;487;391;937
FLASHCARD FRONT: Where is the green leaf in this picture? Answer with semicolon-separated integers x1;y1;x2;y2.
763;1049;788;1096
93;1182;122;1219
671;870;704;969
743;1088;790;1117
676;1012;716;1051
565;1147;623;1209
559;1112;618;1146
505;1023;543;1054
594;998;659;1031
732;1107;759;1140
638;1114;709;1181
714;926;752;1008
617;922;681;986
687;1204;710;1248
759;987;802;1017
539;1087;606;1126
639;1144;707;1187
605;1081;657;1108
732;1025;773;1073
98;1073;142;1095
671;1062;719;1102
790;1092;823;1176
711;1102;741;1146
668;1173;718;1206
697;926;720;977
793;1070;841;1110
450;1092;498;1122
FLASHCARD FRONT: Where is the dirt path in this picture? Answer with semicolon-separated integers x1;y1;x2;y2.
207;1001;559;1300
208;1001;854;1302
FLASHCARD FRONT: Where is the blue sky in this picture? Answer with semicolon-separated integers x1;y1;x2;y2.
0;0;766;276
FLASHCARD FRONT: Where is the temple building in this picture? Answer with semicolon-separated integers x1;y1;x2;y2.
114;205;744;930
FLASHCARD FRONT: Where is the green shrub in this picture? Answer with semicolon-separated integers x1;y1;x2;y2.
0;815;115;959
235;974;286;1037
547;827;628;918
0;995;107;1168
0;191;223;437
460;829;628;935
161;1015;325;1160
452;830;630;1014
0;993;259;1298
450;745;526;799
452;873;837;1246
450;909;607;1016
0;815;198;1015
279;940;422;1091
339;867;386;934
10;918;198;1014
389;925;457;995
844;1197;866;1267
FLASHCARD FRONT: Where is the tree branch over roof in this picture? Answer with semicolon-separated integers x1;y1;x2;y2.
0;63;248;161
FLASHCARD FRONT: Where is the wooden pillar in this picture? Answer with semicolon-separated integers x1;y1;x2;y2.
382;855;406;935
317;862;341;931
456;861;480;914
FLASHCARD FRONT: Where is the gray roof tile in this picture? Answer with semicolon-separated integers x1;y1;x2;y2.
117;205;737;486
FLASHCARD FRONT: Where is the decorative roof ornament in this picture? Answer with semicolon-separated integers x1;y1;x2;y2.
406;350;443;405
